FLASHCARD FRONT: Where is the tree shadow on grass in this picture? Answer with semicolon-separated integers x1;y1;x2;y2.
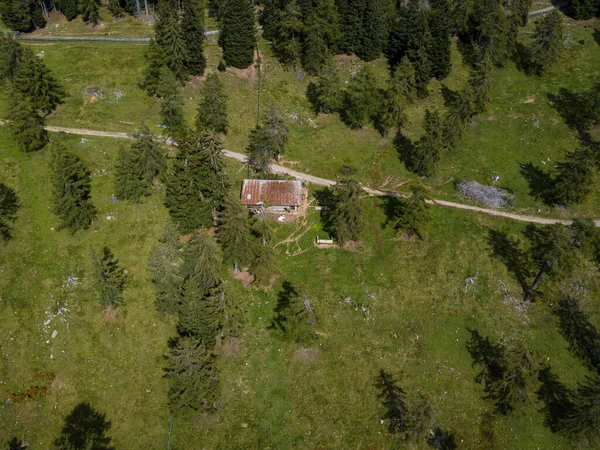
379;196;401;230
487;229;532;296
536;365;574;433
554;297;600;372
547;89;589;131
519;162;555;205
53;402;115;450
268;281;298;335
313;188;334;235
593;28;600;46
394;131;415;172
440;85;461;109
6;438;28;450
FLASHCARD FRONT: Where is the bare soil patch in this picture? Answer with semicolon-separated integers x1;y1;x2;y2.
294;347;320;364
233;268;255;288
222;337;242;358
343;241;361;252
228;50;264;84
102;307;119;323
333;54;360;65
523;95;536;104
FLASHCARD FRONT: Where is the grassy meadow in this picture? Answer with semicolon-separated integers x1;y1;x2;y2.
1;7;600;449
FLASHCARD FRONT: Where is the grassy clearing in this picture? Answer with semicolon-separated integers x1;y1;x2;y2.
1;128;599;448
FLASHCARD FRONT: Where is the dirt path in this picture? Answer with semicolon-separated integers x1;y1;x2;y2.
20;124;600;227
528;3;568;17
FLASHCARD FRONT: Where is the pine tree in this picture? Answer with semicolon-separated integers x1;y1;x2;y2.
0;182;19;244
429;0;453;80
442;88;474;150
466;57;493;115
196;132;230;211
165;335;220;411
139;39;167;97
131;125;166;184
196;74;229;135
114;145;146;202
408;109;443;177
342;65;380;129
551;145;596;206
6;94;48;153
270;281;317;343
270;0;303;68
375;57;416;135
56;0;78;20
336;0;364;54
376;369;409;434
182;0;207;76
79;0;101;24
148;222;183;314
92;246;127;308
262;0;286;41
13;49;66;116
471;0;511;66
562;374;600;437
0;0;44;32
330;179;363;244
528;11;564;76
568;0;600;20
247;106;289;172
219;0;256;69
0;35;23;82
509;0;533;27
356;0;389;62
393;185;432;239
51;141;96;232
250;216;279;287
216;195;254;271
180;230;223;297
306;58;343;114
158;70;188;141
157;6;188;82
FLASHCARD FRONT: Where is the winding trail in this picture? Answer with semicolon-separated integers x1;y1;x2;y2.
39;125;599;227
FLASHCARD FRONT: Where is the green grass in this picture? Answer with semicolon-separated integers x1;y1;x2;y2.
1;127;599;448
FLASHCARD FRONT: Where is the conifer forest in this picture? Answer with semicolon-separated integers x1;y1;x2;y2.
1;0;600;448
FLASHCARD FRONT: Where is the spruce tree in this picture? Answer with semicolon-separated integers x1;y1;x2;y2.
157;6;188;82
0;182;19;244
51;142;97;232
471;0;511;66
158;70;188;141
0;36;23;82
6;94;48;153
139;38;167;97
375;57;416;135
300;0;340;74
355;0;389;62
270;281;317;343
342;65;380;129
196;132;230;211
216;195;254;271
180;230;223;297
131;125;166;184
196;74;229;135
79;0;101;24
0;0;44;32
466;58;493;115
551;146;596;206
114;144;146;202
250;216;279;287
330;179;363;244
509;0;533;27
568;0;600;20
148;222;183;314
219;0;256;69
165;335;220;411
262;0;286;41
429;0;453;80
270;0;303;69
336;0;363;54
182;0;207;76
13;49;66;116
306;58;343;114
442;88;474;150
92;246;128;308
408;109;443;177
56;0;78;20
528;11;564;76
393;185;432;239
247;106;289;172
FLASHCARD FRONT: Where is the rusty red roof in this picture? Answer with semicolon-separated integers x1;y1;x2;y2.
241;180;302;206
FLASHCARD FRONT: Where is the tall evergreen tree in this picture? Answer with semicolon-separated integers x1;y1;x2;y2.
56;0;78;20
157;6;188;82
471;0;511;66
466;57;493;115
375;57;416;135
165;335;220;411
528;10;564;76
51;141;96;232
250;216;279;287
429;0;453;80
0;36;23;82
180;230;223;297
509;0;533;27
196;132;230;211
79;0;101;24
0;182;19;244
330;179;363;244
270;0;303;68
148;222;183;314
6;94;48;153
182;0;207;76
408;109;443;177
92;246;128;308
0;0;46;32
355;0;389;62
196;74;229;135
342;65;380;129
139;38;167;97
392;185;432;239
158;70;188;141
247;106;289;172
131;125;166;184
219;0;256;69
306;58;343;114
13;49;66;116
300;0;340;74
262;0;286;41
114;144;146;202
568;0;600;20
336;0;363;54
217;195;254;271
551;145;596;206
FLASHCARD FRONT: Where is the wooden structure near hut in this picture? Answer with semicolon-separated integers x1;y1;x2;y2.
241;179;303;213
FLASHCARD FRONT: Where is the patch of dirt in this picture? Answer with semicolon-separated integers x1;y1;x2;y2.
233;268;255;288
227;50;264;84
102;307;119;323
294;347;320;363
316;243;339;249
179;233;193;243
487;114;497;120
523;95;536;104
278;159;301;166
343;241;361;252
333;54;360;65
189;75;207;89
222;337;241;358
